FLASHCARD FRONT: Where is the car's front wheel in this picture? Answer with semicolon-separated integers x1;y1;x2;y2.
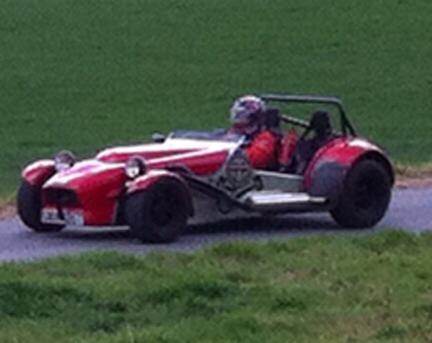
125;179;188;243
330;159;392;228
17;181;65;232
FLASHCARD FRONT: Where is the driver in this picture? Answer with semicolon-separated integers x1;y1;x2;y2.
229;95;279;169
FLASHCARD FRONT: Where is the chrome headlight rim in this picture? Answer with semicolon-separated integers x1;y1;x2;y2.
54;150;76;172
125;156;147;179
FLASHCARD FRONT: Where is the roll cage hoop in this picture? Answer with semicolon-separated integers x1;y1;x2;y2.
259;94;357;137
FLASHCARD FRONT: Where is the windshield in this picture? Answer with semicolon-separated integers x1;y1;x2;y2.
169;129;244;143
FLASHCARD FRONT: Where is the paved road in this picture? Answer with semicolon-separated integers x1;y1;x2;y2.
0;187;430;262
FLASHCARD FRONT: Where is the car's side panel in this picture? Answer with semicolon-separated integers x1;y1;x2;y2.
148;149;229;176
97;138;236;165
22;160;56;186
99;140;232;177
98;148;194;164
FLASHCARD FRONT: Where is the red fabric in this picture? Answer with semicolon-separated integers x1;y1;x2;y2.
278;128;298;166
246;131;279;169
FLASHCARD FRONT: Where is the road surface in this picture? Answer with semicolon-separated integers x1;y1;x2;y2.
0;187;430;262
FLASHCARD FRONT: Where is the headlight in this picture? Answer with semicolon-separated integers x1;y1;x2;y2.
54;150;76;172
125;156;147;179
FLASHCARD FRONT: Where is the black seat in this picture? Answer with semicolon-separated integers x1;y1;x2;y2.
309;110;332;140
294;110;333;173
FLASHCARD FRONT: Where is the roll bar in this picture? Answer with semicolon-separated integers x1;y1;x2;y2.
259;94;357;136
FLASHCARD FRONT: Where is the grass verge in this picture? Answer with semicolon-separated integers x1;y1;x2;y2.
0;193;16;219
0;230;431;342
395;162;432;179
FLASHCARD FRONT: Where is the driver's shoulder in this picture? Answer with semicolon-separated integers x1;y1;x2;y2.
253;130;279;141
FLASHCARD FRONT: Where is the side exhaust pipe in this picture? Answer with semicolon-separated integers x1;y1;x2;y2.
243;191;328;212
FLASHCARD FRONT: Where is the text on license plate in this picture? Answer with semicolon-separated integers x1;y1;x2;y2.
41;208;84;226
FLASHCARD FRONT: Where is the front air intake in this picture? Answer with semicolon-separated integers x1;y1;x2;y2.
44;188;79;206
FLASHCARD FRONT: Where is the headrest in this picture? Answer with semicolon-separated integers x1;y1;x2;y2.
262;107;281;129
310;110;331;135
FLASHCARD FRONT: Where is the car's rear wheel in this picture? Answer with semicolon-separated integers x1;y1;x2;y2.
330;159;392;228
17;181;65;232
125;179;188;243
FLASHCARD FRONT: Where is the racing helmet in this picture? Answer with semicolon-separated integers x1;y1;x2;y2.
230;95;266;135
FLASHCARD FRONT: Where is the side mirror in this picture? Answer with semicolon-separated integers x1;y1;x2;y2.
152;133;166;143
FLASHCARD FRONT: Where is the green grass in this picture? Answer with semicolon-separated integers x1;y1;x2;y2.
0;230;432;342
1;0;432;194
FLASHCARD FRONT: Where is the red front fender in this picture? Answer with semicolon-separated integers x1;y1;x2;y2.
22;160;56;186
126;170;194;216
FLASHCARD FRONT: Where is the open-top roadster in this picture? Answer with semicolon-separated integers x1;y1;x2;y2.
18;94;394;242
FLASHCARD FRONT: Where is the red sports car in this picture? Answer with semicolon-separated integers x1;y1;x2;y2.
18;94;394;242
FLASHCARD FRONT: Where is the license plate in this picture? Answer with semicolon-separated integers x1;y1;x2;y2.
41;208;84;226
63;209;84;226
41;208;64;225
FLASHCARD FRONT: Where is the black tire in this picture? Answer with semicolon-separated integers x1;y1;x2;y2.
125;179;188;243
17;181;65;232
330;159;392;228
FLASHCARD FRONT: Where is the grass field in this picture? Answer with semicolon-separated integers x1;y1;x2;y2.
0;230;430;342
1;0;432;195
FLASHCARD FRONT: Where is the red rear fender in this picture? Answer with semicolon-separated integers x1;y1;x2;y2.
22;160;55;186
304;138;393;199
